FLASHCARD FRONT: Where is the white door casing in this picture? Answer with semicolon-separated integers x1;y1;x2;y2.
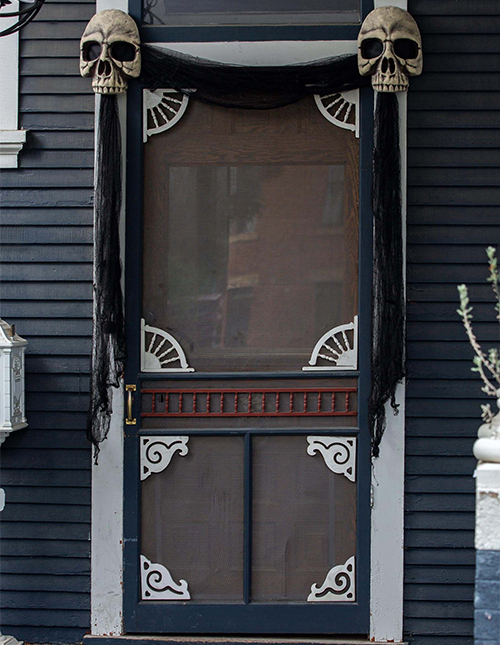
90;4;407;640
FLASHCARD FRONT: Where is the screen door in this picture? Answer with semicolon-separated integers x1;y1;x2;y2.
123;92;370;635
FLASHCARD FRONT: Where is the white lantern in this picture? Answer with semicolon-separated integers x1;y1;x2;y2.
0;319;28;445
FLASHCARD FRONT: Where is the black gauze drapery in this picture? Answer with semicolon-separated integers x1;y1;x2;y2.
88;45;404;458
141;44;370;108
88;94;126;462
369;92;406;458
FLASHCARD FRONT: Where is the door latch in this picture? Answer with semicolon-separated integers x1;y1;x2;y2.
126;384;137;425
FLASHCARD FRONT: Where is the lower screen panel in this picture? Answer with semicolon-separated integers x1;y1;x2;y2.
252;435;356;601
140;434;357;604
141;436;245;601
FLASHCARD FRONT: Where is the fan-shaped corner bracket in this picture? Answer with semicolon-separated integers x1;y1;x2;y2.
314;90;359;138
303;316;358;372
143;88;190;142
141;318;195;373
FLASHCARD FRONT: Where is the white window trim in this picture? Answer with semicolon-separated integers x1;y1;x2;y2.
0;1;27;168
91;2;407;641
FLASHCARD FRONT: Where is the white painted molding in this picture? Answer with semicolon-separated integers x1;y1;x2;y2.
140;436;189;480
0;1;26;168
307;436;356;482
90;0;127;621
0;130;27;169
91;384;124;636
308;556;356;602
140;555;190;600
370;87;407;643
475;462;500;551
90;31;407;642
375;0;407;8
303;317;358;371
153;41;357;65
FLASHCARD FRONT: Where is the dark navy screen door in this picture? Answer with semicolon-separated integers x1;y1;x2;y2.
123;87;372;635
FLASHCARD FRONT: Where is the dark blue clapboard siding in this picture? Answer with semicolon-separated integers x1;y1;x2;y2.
0;0;495;643
0;0;94;641
405;1;500;644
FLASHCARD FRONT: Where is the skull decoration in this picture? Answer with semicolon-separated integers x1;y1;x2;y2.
80;10;141;94
358;7;422;92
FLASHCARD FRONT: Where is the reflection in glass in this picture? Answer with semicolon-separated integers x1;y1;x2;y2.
147;164;356;371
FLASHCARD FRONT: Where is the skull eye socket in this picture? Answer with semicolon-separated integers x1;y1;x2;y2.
393;38;419;59
82;41;101;62
361;38;383;59
110;41;137;62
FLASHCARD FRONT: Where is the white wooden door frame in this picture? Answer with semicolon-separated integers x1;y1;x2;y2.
90;1;407;639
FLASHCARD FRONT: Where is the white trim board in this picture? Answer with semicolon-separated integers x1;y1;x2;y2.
91;26;407;645
90;0;129;636
0;1;26;168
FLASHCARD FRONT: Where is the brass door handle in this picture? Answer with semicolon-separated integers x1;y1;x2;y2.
126;384;137;425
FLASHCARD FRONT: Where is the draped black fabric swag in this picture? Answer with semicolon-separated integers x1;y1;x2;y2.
141;44;370;108
89;44;405;458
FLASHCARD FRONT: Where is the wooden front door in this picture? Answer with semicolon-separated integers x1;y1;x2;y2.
123;90;371;635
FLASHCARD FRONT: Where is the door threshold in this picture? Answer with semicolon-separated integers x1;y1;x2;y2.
84;637;407;645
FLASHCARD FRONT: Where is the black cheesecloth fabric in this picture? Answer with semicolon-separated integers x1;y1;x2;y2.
90;46;405;459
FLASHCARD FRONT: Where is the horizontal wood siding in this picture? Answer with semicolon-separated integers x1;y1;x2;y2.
0;0;496;643
0;0;94;641
405;1;500;643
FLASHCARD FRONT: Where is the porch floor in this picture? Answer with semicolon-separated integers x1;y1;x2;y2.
84;637;406;645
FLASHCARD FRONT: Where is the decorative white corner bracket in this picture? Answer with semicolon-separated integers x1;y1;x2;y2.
307;436;356;482
140;436;189;480
143;88;189;142
140;555;190;600
141;319;194;372
140;437;191;600
303;316;358;371
314;90;359;138
308;556;356;602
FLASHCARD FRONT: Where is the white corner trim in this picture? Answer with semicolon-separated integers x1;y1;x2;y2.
370;384;405;642
91;384;124;636
0;1;26;168
369;88;407;643
91;29;407;641
90;0;127;620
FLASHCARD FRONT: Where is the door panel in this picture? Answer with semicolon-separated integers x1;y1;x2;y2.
141;435;245;601
124;92;369;635
252;435;356;602
142;99;358;372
